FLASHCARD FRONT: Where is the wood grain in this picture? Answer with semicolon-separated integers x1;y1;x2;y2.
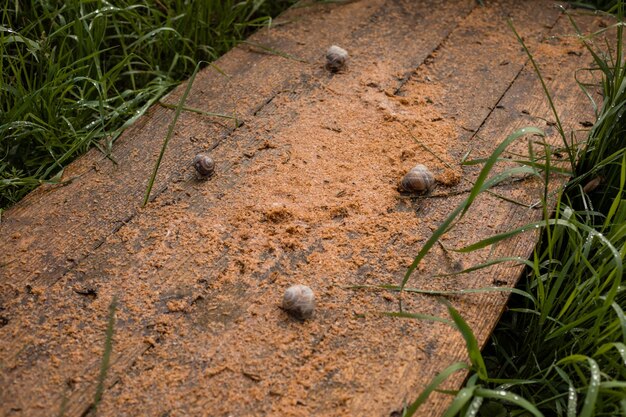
0;0;394;306
0;1;607;416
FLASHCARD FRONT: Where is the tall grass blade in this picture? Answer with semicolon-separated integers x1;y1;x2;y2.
473;388;544;417
92;297;117;415
508;20;574;170
441;386;477;417
380;311;453;326
402;362;470;417
401;152;542;290
143;62;202;206
443;300;488;380
557;356;600;417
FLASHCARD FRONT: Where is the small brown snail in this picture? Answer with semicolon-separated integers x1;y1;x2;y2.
582;176;603;194
400;164;435;193
193;153;215;179
326;45;348;72
282;284;315;319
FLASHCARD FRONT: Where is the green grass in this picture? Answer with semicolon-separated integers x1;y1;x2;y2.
91;297;117;416
391;5;626;417
0;0;295;211
571;1;621;10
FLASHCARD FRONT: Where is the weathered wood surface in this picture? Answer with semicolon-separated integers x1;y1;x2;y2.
0;1;604;416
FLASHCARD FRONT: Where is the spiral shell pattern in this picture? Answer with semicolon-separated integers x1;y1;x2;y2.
400;164;435;193
193;153;215;178
282;284;315;319
326;45;348;72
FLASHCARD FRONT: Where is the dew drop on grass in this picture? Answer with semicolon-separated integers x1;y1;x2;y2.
492;390;508;398
568;387;576;403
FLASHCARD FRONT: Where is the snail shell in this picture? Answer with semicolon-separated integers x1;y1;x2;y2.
400;164;435;193
326;45;348;72
282;284;315;319
582;176;603;194
193;153;215;178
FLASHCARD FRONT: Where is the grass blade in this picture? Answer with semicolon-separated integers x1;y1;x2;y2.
380;311;453;326
442;299;488;380
401;160;541;290
92;297;118;415
441;386;477;417
402;362;470;417
557;356;601;417
357;283;537;304
508;20;574;170
474;388;545;417
143;62;202;206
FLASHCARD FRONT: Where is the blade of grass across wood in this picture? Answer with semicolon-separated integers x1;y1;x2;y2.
143;61;202;206
462;127;545;218
157;101;239;126
380;311;453;326
402;361;470;417
436;256;535;276
455;218;582;253
401;160;541;290
358;283;537;304
463;157;572;176
57;395;68;417
508;20;575;170
485;189;536;208
442;299;488;380
92;297;117;416
410;287;536;304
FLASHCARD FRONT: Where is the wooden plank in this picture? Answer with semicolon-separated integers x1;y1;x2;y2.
0;1;606;416
417;11;603;415
0;1;479;415
0;0;423;308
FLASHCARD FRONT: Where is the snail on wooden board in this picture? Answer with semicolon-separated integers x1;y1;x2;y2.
400;164;435;193
193;153;215;179
326;45;348;72
282;284;315;319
